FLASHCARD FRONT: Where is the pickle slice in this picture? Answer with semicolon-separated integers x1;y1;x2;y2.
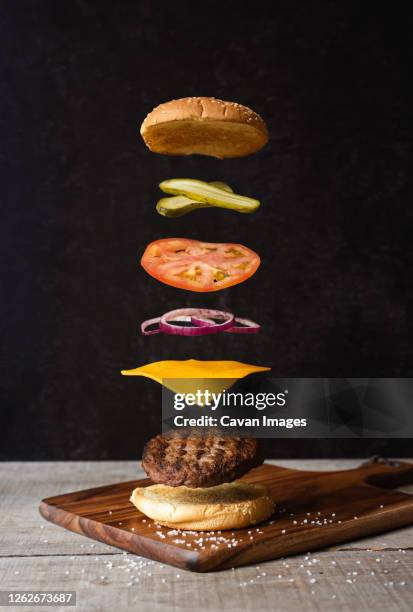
156;181;236;217
156;196;209;217
159;179;260;214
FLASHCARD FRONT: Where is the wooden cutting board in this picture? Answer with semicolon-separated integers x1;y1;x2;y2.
39;459;413;572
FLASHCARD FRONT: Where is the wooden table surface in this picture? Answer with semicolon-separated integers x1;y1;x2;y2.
1;460;412;611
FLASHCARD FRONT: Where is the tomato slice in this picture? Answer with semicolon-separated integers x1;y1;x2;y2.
141;238;260;292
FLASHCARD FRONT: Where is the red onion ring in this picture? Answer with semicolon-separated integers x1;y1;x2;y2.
141;309;260;336
159;308;235;336
225;317;261;334
192;315;260;334
141;317;161;335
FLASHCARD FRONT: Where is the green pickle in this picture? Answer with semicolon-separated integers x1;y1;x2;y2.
156;179;259;217
156;196;210;217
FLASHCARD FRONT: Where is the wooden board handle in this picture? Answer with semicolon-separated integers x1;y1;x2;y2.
356;457;413;488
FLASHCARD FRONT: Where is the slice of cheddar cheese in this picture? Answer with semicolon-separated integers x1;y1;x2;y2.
121;359;270;395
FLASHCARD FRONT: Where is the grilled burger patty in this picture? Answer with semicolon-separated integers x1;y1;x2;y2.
142;433;263;488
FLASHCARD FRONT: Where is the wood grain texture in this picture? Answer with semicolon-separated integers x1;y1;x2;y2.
39;460;413;572
2;550;412;612
1;461;413;612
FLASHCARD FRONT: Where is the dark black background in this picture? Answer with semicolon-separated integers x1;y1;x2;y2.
1;1;412;459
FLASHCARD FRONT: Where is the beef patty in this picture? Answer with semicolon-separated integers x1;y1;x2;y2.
142;433;263;488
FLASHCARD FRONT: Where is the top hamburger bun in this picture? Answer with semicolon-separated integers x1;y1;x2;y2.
140;97;268;158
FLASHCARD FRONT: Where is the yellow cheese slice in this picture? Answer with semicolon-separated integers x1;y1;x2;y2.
121;359;270;395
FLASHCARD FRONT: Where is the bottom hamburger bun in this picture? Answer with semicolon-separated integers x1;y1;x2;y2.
130;481;275;531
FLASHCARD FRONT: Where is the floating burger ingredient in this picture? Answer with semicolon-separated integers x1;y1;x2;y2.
157;179;260;216
157;180;235;217
140;97;268;158
142;435;263;488
121;358;271;396
141;308;260;336
130;433;274;530
140;238;261;292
